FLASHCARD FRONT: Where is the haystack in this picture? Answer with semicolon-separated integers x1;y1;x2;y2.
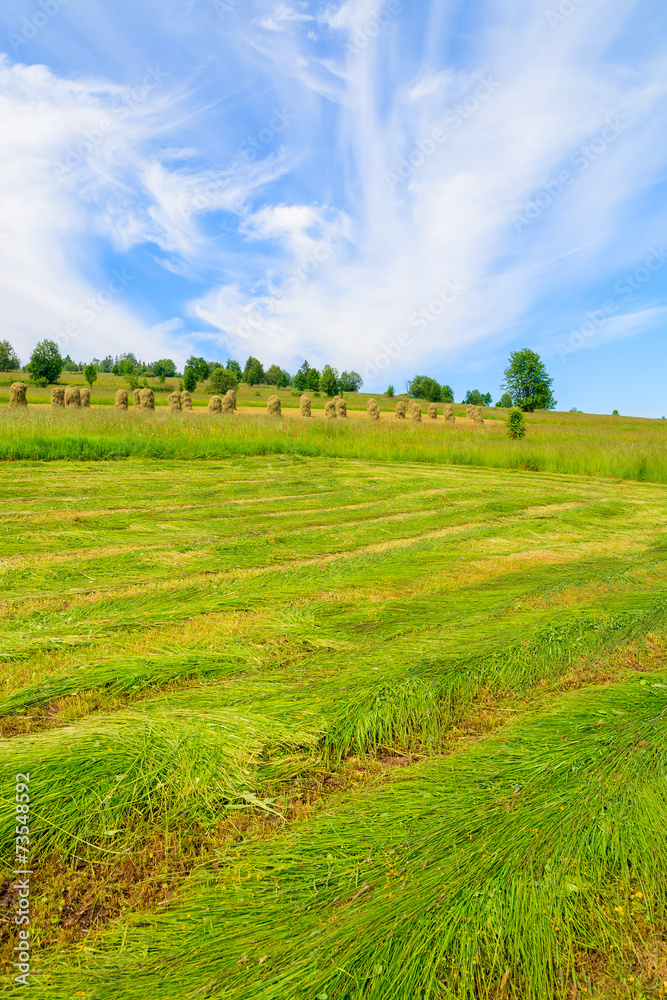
180;391;193;410
208;395;223;413
64;385;80;407
466;404;474;420
367;398;380;420
51;386;65;407
324;400;337;419
168;390;182;411
79;387;91;408
335;397;347;418
473;405;484;424
395;400;406;419
221;391;234;414
227;389;237;411
267;394;281;416
443;403;455;423
408;399;422;422
427;402;438;419
300;394;311;416
139;388;155;410
9;382;27;407
115;389;129;410
133;388;142;408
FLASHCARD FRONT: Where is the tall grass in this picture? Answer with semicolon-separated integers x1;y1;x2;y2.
1;407;666;482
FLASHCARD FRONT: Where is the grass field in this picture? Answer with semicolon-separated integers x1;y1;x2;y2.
1;414;667;997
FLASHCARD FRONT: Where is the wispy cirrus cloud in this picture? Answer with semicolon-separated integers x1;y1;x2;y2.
0;0;665;415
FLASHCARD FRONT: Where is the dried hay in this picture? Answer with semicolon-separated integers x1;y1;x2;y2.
9;382;27;407
395;400;406;419
466;404;474;419
408;399;422;422
115;389;129;410
300;394;311;416
267;394;282;416
443;403;455;423
139;388;155;410
51;386;65;408
133;388;142;408
335;397;347;418
208;395;223;413
180;391;193;410
367;398;380;420
473;405;484;425
427;402;438;419
79;386;91;408
168;390;182;411
324;400;337;419
64;385;80;407
221;391;235;414
227;389;237;411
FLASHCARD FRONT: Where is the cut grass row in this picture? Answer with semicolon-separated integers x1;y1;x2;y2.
1;456;667;996
16;671;667;999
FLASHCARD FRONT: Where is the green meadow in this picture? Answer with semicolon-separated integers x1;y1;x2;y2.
1;409;667;997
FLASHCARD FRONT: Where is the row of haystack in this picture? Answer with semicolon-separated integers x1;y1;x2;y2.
8;383;95;408
208;389;237;414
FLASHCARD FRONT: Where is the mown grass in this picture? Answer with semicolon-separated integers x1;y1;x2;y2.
1;456;667;997
1;406;667;482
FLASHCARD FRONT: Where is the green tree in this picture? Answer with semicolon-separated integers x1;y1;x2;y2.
0;340;20;371
507;408;526;439
99;355;114;372
183;367;197;393
501;349;556;411
339;370;363;392
152;359;177;381
465;389;492;407
28;339;63;385
226;359;242;378
320;364;339;396
83;364;98;388
243;356;265;386
209;366;238;394
386;385;395;397
496;392;513;408
186;356;210;381
409;375;441;402
306;367;320;391
440;384;454;403
265;364;283;386
293;361;310;392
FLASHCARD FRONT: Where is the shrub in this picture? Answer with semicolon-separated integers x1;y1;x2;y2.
507;408;526;439
183;368;197;393
209;367;238;395
386;385;395;397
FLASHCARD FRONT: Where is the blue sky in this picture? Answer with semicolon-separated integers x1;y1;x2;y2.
1;0;666;415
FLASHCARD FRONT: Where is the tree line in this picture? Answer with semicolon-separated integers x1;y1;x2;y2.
2;339;557;412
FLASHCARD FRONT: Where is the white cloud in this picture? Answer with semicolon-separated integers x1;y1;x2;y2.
258;3;313;32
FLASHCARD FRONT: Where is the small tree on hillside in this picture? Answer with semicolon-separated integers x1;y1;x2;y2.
183;367;197;393
243;356;264;386
28;339;63;385
465;389;492;406
320;364;339;396
496;392;513;408
507;408;526;439
409;375;441;402
0;340;20;371
83;364;98;388
339;370;363;392
386;385;395;397
502;349;556;411
209;366;238;394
